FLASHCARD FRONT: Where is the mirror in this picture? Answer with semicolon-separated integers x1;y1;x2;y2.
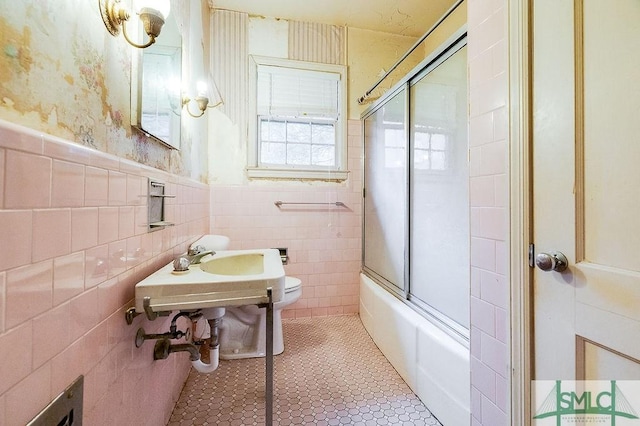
131;13;182;149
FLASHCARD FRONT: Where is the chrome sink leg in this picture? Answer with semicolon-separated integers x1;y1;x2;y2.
265;288;274;425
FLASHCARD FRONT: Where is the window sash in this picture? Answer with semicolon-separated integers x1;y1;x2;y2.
258;117;337;168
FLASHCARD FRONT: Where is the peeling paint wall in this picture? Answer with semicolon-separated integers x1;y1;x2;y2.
208;12;349;186
0;0;210;181
207;12;423;184
347;28;420;119
349;0;467;119
207;4;466;184
420;1;467;59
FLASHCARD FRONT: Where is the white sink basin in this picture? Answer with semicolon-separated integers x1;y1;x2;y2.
134;249;285;313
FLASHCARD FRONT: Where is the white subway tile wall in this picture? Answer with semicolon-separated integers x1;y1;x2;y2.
468;0;510;424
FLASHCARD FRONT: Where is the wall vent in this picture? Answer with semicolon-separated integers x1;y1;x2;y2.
27;375;83;426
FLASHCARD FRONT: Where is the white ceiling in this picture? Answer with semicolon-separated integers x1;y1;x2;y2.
210;0;457;37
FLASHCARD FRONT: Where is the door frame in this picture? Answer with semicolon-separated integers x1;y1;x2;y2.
508;0;533;424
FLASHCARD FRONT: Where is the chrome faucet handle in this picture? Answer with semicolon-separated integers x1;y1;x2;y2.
188;245;207;256
173;256;191;272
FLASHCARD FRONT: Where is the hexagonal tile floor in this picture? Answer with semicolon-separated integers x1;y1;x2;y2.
168;315;442;426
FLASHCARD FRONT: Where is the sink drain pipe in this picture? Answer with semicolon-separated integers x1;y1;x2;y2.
191;318;222;373
153;317;222;374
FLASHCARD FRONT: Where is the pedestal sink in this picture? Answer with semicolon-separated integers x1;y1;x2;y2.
134;248;285;314
132;247;281;424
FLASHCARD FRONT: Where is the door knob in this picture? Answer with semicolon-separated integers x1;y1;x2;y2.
535;251;569;272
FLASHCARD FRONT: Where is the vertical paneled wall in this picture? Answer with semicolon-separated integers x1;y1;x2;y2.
289;22;346;65
211;10;248;127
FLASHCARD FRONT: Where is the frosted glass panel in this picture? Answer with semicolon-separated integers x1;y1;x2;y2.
409;46;469;329
363;89;407;290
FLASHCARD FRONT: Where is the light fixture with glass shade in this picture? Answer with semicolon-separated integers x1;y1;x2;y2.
182;80;224;118
99;0;171;48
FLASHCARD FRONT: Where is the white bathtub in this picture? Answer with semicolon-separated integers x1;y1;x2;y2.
359;273;470;426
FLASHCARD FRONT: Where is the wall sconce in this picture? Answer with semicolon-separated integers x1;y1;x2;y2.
182;81;223;118
182;95;209;118
99;0;171;49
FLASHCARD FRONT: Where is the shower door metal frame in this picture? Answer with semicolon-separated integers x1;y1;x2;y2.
361;27;469;345
362;82;410;301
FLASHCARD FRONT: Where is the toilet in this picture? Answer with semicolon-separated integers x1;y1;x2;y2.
218;276;302;359
189;235;302;359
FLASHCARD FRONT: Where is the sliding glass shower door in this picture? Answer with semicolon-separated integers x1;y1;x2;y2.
363;88;407;292
362;36;469;336
409;45;469;331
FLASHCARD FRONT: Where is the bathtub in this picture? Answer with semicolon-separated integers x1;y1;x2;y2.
359;273;470;426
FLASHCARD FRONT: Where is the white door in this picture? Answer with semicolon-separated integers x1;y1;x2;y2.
532;0;640;387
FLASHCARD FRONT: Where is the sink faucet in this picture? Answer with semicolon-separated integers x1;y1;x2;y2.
186;245;215;264
173;245;215;272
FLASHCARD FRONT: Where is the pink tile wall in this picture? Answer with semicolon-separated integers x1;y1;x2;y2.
468;0;510;425
0;119;210;426
210;120;363;319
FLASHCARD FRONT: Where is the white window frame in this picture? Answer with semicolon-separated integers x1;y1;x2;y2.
247;55;348;180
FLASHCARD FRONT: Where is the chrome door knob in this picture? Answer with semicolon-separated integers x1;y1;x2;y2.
535;251;569;272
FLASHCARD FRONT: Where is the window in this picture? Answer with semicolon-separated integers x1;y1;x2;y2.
248;56;348;180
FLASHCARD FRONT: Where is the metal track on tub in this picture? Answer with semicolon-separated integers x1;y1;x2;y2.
274;201;346;207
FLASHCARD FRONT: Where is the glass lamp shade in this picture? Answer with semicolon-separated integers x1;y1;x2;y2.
134;0;170;19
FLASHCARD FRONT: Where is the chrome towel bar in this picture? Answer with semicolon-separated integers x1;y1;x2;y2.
274;201;346;207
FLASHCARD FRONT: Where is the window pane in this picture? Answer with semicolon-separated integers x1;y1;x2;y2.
312;123;335;145
260;142;286;164
259;117;340;168
287;143;310;165
261;120;286;142
287;122;311;143
312;144;335;166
